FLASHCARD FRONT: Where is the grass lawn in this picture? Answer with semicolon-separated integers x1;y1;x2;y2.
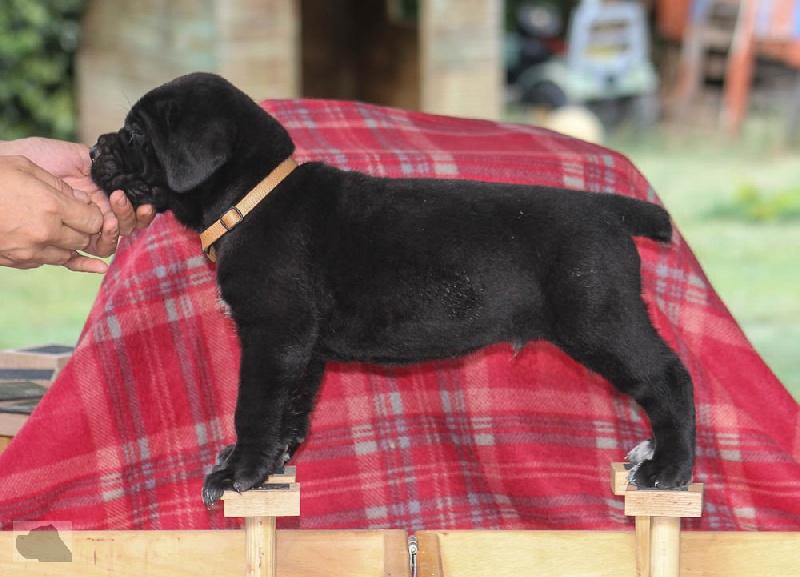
1;120;797;404
0;266;103;349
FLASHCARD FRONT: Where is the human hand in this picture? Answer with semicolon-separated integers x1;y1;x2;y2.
81;189;157;259
3;137;156;256
0;155;106;272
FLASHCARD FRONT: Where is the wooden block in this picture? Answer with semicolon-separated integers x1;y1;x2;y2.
0;344;73;375
624;484;704;518
610;462;632;496
222;483;301;518
262;466;296;484
0;435;11;454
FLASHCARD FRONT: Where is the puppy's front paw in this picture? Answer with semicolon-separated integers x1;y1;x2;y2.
201;446;279;508
626;439;693;489
213;444;236;469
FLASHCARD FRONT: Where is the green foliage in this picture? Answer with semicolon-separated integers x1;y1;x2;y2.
0;0;85;140
709;182;800;222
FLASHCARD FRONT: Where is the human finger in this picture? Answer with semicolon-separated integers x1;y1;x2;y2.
136;204;156;229
71;189;92;204
57;193;104;237
62;252;109;274
109;190;139;236
88;219;121;258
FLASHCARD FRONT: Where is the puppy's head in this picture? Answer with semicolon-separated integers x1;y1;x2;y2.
91;72;294;229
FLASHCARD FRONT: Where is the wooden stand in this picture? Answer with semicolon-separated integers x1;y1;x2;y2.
3;461;800;576
221;466;300;577
611;463;703;577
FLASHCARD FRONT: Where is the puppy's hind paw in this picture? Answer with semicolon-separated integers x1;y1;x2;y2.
625;439;657;487
625;439;693;489
626;439;655;466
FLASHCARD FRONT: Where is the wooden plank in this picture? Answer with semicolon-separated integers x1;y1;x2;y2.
416;531;800;577
1;529;798;576
0;529;408;577
681;532;800;577
420;530;636;577
415;532;445;577
610;462;630;496
280;530;407;577
624;484;703;518
0;530;240;576
222;483;300;518
382;530;410;577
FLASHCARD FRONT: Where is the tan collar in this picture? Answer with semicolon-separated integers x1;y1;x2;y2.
200;157;298;262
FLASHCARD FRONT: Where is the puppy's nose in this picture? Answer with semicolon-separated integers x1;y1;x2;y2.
89;145;99;163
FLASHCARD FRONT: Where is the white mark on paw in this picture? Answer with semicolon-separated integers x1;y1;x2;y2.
626;439;655;483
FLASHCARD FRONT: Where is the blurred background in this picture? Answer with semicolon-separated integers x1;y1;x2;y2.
0;0;798;400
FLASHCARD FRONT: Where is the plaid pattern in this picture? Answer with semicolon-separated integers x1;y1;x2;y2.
0;100;798;531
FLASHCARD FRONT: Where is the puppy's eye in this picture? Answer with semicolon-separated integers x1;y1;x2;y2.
125;125;145;145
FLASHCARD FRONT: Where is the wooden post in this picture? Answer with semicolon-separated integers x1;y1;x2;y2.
635;516;651;577
650;517;681;577
611;463;704;577
222;466;300;577
419;0;503;120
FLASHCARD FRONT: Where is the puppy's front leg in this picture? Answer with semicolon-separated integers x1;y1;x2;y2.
202;326;321;508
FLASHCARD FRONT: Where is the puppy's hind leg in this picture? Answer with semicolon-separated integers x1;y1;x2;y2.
551;278;695;489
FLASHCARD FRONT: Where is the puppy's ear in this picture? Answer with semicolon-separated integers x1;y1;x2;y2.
150;99;234;193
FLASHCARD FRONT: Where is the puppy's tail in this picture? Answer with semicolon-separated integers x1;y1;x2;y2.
594;193;673;243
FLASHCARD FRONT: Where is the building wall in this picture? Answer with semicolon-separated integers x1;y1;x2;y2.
78;0;500;143
78;0;299;142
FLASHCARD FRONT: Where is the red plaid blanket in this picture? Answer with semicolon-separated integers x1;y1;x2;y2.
1;100;798;531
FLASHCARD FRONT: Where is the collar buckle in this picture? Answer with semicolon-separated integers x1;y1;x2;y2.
220;206;244;231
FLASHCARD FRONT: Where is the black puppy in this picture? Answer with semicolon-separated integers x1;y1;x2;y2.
91;72;695;508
